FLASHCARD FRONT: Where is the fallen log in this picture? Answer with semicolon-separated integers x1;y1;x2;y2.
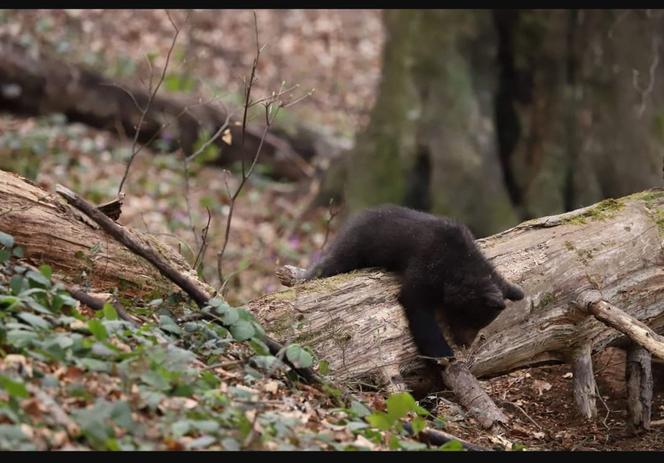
0;169;210;301
249;190;664;418
0;37;336;181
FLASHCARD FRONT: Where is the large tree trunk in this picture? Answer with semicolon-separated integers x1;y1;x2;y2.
0;37;342;181
0;169;211;301
250;190;664;397
342;10;664;237
344;10;518;236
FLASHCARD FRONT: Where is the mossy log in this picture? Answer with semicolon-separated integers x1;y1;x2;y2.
250;190;664;402
0;169;212;301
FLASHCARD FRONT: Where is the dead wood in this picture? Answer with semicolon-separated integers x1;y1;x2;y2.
0;169;207;299
626;344;653;433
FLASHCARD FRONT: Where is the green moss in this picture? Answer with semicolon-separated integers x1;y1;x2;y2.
270;288;296;302
562;198;624;225
267;312;297;340
632;189;664;204
301;271;362;293
654;208;664;234
535;292;555;310
575;248;594;265
629;189;664;235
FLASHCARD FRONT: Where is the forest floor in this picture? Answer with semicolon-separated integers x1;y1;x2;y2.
435;352;664;451
0;9;663;452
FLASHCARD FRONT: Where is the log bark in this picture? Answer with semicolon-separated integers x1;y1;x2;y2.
441;361;509;430
0;169;212;302
570;343;597;419
626;344;653;433
0;37;337;181
249;190;664;399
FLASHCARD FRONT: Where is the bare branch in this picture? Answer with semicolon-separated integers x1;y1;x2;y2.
185;112;233;163
117;10;190;195
193;207;212;273
100;82;145;113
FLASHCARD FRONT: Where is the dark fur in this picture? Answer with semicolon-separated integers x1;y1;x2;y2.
304;205;524;358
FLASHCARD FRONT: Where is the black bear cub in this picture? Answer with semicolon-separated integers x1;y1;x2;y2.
304;205;524;358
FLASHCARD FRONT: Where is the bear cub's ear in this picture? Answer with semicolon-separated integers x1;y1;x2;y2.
484;290;506;311
502;282;525;301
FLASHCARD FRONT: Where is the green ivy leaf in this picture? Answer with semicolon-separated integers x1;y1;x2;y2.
26;270;51;288
38;264;52;280
10;275;24;295
248;338;270;356
366;411;393;431
0;231;15;248
17;312;51;330
440;439;464;451
318;359;330;375
229;320;255;341
0;374;29;399
0;295;20;310
87;319;109;341
399;439;428;450
349;400;371;418
102;303;118;321
188;435;216;450
6;330;39;347
285;344;313;369
411;416;426;435
77;358;111;372
159;315;182;335
386;391;417;421
219;306;239;326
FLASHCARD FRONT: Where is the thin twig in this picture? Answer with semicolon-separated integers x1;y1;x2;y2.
185;112;233;163
182;159;200;250
240;11;261;178
496;399;542;430
594;383;612;430
193;207;212;272
320;199;340;251
117;10;191;195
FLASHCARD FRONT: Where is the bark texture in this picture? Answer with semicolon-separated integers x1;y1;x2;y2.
626;344;653;433
0;169;211;301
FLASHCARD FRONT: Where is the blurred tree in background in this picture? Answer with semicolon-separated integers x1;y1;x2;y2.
344;10;663;237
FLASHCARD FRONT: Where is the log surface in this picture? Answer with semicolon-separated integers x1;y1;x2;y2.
250;191;664;390
0;170;211;300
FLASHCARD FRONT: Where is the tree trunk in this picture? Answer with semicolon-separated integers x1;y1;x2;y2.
0;169;212;302
344;10;517;236
342;10;664;237
0;37;336;181
250;190;664;399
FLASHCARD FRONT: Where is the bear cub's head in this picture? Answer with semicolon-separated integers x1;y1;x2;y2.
443;268;524;347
